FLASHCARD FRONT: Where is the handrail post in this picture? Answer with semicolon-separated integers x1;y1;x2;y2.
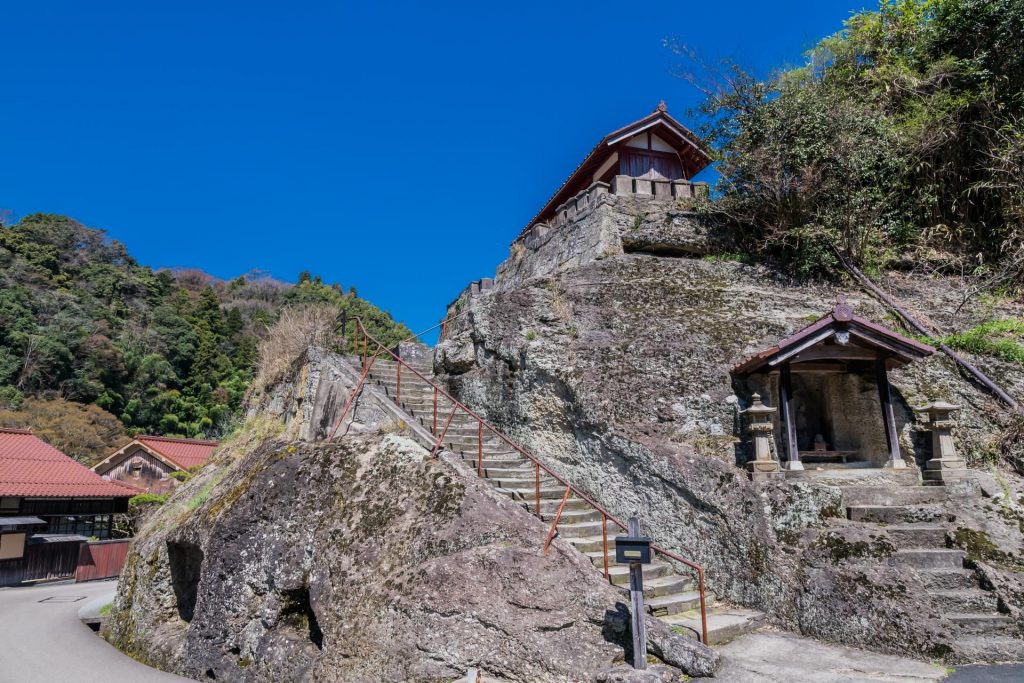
433;386;438;435
697;566;709;645
543;486;571;553
362;330;367;370
431;407;458;458
602;514;610;580
396;361;401;403
534;462;541;518
477;422;483;477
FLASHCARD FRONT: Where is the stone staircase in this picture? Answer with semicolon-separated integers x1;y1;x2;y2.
357;354;763;646
842;485;1024;660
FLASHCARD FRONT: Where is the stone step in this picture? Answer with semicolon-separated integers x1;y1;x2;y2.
460;456;532;466
493;483;569;500
885;523;949;549
369;367;432;378
607;561;672;586
946;612;1016;635
890;549;965;570
516;497;591;513
475;466;536;478
847;505;946;524
460;457;532;470
928;589;999;613
955;634;1024;663
569;539;615;555
398;399;458;411
632;574;696;599
661;608;764;646
917;568;979;591
646;590;707;617
557;520;605;538
541;508;602;525
841;486;950;507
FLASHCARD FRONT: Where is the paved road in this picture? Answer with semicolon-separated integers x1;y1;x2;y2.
0;580;189;683
947;663;1024;681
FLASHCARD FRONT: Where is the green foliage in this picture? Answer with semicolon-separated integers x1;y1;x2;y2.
943;318;1024;365
694;0;1024;279
169;470;193;482
128;492;170;509
701;252;751;264
0;213;411;440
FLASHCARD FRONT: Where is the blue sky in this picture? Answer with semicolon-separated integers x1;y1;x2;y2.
1;1;868;335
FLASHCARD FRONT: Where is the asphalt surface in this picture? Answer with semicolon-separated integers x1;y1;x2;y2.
947;663;1024;682
0;580;188;683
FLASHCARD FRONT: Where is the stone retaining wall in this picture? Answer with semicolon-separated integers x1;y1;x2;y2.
444;176;713;317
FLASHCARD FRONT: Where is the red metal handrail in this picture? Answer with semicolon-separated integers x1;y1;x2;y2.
337;315;709;644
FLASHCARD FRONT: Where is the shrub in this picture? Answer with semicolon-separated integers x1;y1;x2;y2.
253;304;338;391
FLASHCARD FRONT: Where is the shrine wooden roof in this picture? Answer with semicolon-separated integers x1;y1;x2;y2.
516;103;712;240
731;296;935;375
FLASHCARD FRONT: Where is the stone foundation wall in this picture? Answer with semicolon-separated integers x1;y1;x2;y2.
445;178;719;317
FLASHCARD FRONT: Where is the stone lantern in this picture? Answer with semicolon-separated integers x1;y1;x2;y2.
915;401;969;484
743;393;782;481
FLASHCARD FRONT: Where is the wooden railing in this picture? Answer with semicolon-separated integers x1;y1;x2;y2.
329;315;709;644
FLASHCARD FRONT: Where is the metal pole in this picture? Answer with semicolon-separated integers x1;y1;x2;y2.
629;517;647;670
396;361;401;403
534;462;541;518
602;514;610;580
477;422;483;477
433;386;438;435
543;487;571;553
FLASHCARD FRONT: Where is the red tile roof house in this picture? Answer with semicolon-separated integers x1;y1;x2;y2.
91;435;218;494
1;427;135;585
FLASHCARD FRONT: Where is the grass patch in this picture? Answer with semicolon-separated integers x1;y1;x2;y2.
128;493;169;510
701;252;751;264
99;602;113;617
943;318;1024;365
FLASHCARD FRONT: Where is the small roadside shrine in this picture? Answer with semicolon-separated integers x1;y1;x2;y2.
731;296;935;471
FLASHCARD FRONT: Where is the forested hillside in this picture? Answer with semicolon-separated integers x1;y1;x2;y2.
691;0;1023;284
0;213;411;460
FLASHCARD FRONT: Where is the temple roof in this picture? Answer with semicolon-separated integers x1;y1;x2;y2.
516;103;712;240
731;296;935;375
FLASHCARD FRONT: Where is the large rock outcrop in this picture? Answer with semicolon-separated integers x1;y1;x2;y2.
106;424;641;681
436;196;1024;661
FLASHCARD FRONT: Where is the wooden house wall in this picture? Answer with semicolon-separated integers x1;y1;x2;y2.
102;446;175;493
0;540;81;586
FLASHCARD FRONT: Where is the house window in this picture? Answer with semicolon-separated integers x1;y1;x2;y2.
0;497;19;512
0;533;26;560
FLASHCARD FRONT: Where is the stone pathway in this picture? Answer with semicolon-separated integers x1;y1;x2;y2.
713;632;946;682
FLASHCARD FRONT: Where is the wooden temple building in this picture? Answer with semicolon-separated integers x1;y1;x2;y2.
517;102;712;241
732;296;935;472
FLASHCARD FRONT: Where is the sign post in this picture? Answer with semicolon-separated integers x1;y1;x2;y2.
616;517;651;669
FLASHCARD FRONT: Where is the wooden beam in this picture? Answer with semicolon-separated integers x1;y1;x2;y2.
848;328;916;364
768;328;836;367
789;345;880;363
875;356;902;464
779;363;800;467
789;363;851;374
